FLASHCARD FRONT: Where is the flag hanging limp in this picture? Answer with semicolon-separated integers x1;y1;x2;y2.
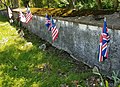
51;19;59;43
45;14;52;31
26;6;32;23
45;14;59;42
98;17;110;62
19;10;26;23
8;6;12;18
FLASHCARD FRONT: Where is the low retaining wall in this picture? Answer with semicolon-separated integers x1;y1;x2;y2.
0;10;120;77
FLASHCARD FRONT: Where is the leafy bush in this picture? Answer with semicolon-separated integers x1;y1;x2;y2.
102;0;113;9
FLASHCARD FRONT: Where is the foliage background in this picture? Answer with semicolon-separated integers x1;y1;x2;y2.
0;0;119;10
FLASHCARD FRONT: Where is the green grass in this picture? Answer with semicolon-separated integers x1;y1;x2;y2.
0;14;93;87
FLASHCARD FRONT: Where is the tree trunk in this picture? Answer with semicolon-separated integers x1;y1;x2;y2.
96;0;102;9
14;0;18;8
47;0;49;8
0;0;7;9
66;0;74;9
113;0;118;11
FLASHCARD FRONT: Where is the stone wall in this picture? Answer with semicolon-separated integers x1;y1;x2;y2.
0;10;120;77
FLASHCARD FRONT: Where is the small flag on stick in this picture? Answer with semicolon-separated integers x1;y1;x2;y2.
8;6;12;18
51;19;59;43
19;10;26;23
26;6;32;23
98;17;110;62
45;14;52;31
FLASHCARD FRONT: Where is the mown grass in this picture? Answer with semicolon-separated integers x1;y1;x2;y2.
0;14;93;87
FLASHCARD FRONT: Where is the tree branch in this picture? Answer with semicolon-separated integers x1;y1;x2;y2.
0;0;7;8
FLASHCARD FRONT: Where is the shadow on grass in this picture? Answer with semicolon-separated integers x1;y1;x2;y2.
0;14;8;22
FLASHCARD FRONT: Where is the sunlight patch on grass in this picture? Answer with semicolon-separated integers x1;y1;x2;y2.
0;64;8;69
31;82;40;87
0;21;20;52
17;42;33;51
0;19;34;53
0;74;28;87
33;52;44;61
0;22;9;26
12;78;26;87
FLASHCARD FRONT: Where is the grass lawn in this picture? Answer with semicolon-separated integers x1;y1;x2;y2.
0;14;94;87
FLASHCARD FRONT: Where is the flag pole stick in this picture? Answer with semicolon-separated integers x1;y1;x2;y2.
17;7;20;28
49;15;53;43
18;10;20;29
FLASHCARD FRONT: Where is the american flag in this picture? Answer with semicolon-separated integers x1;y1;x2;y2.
98;17;110;62
26;6;32;23
45;14;52;31
51;19;59;42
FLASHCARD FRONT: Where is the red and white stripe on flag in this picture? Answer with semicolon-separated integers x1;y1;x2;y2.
51;25;59;42
26;7;32;23
26;12;32;23
98;35;103;62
